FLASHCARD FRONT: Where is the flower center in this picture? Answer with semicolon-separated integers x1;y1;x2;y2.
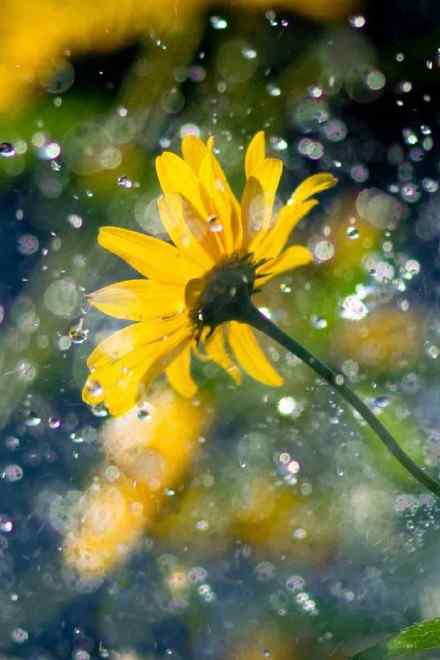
187;255;256;332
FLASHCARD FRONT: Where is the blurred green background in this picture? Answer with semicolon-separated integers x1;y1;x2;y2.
2;0;440;658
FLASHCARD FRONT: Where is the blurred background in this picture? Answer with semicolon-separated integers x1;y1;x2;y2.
1;0;440;658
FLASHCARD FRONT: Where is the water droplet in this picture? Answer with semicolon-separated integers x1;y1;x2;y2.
311;315;328;329
117;175;133;189
11;627;28;643
67;213;83;228
340;295;368;321
25;411;41;427
0;143;16;158
68;319;89;344
0;515;13;533
346;226;359;239
210;15;228;29
313;240;334;262
86;380;103;397
349;14;366;28
2;464;23;482
48;416;61;429
91;403;108;417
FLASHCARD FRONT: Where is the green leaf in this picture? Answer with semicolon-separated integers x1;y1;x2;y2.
387;618;440;655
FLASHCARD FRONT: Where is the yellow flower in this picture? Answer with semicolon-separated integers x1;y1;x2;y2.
64;386;210;578
83;131;336;415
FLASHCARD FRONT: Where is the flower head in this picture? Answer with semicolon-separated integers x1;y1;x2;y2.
83;131;336;415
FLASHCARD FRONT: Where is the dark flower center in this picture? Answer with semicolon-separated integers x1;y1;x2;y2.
188;254;256;333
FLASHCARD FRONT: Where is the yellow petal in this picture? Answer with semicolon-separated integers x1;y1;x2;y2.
245;131;266;179
291;172;337;204
204;150;242;253
87;315;189;370
88;279;185;322
181;134;209;174
98;226;203;285
241;176;266;245
256;245;313;284
251;172;336;261
241;159;283;247
199;152;233;255
254;157;283;199
204;326;241;384
251;199;318;261
83;329;192;416
156;152;207;219
166;343;197;397
228;321;283;387
158;193;214;269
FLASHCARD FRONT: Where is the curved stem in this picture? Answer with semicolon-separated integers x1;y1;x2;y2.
240;303;440;498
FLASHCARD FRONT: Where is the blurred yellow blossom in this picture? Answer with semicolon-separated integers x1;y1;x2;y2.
333;306;424;373
226;625;299;660
155;475;336;563
64;387;211;578
0;0;359;114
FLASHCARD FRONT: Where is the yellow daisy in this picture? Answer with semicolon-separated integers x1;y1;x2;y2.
83;131;336;416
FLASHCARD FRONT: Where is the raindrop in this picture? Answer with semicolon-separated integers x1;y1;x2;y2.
91;403;108;417
210;16;228;29
0;515;13;533
346;226;359;239
349;14;366;28
48;416;61;429
67;213;83;228
0;143;16;158
86;380;103;398
25;411;41;427
11;627;28;643
2;464;23;482
68;319;89;344
311;315;328;329
313;240;334;262
117;175;133;189
341;295;368;321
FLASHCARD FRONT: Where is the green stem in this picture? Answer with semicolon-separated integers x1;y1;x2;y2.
241;303;440;498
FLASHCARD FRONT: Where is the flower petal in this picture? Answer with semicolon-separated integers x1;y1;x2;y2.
253;157;283;200
228;321;283;387
181;134;209;174
87;315;189;370
204;326;241;384
251;199;318;261
241;158;283;247
256;245;313;284
241;176;266;245
250;173;336;261
158;193;214;269
245;131;266;179
203;150;242;253
291;172;337;204
98;226;203;284
156;152;207;219
83;328;192;416
88;279;185;322
166;343;197;397
199;152;234;255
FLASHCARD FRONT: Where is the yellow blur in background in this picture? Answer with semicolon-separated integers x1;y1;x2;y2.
0;0;358;114
64;387;212;578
